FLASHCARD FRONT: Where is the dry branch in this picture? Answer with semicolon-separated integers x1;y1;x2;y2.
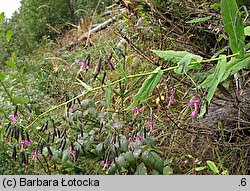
58;8;127;52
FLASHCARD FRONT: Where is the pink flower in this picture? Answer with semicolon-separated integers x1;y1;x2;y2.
137;135;144;142
147;121;156;126
9;113;20;124
102;159;110;170
189;98;201;118
147;121;156;132
67;147;76;162
166;88;176;109
128;137;135;142
31;151;41;159
132;107;142;118
77;61;89;74
18;140;33;147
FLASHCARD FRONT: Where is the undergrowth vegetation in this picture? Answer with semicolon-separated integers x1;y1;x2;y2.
0;0;250;175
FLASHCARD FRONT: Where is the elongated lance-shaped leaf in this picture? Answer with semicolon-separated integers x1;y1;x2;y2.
125;67;163;110
152;50;202;64
205;55;227;105
200;53;250;89
105;80;111;110
199;55;227;117
221;0;245;58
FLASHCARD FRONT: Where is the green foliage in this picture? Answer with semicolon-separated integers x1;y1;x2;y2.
126;67;163;110
221;0;245;58
206;160;219;174
186;16;212;24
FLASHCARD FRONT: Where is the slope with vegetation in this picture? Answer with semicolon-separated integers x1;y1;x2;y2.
0;0;249;175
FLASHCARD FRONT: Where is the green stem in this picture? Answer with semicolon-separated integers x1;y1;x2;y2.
0;80;28;121
23;52;242;130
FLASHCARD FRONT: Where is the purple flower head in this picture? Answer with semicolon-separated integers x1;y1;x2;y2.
132;107;142;113
189;99;200;106
191;110;199;118
18;140;33;147
132;107;142;118
137;135;144;142
9;113;20;124
166;88;176;109
189;98;201;118
31;151;41;159
102;159;110;170
128;137;135;142
147;121;156;132
147;121;156;126
67;146;76;162
77;61;89;69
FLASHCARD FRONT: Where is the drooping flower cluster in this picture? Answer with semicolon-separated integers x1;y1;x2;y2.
76;60;89;74
101;159;110;170
31;151;41;159
128;135;145;144
147;121;156;132
189;98;201;118
9;113;20;124
132;107;142;118
18;140;33;147
67;146;76;162
166;88;176;109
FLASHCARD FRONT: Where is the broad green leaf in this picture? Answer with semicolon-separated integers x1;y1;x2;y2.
152;50;202;64
105;80;111;110
164;158;173;166
163;166;173;175
206;160;219;174
200;53;250;89
221;54;250;82
0;12;4;23
195;166;207;171
116;154;128;168
221;0;245;58
6;60;17;69
62;150;70;163
186;16;212;24
136;162;147;175
124;151;136;165
12;96;29;104
142;151;164;173
0;72;6;81
206;55;227;105
174;53;202;74
6;30;13;42
125;67;163;110
244;26;250;36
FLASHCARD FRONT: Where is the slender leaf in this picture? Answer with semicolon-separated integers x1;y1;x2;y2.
206;160;219;174
105;80;111;110
221;0;245;58
186;16;211;24
206;55;227;104
76;78;92;92
195;166;207;171
0;12;4;23
125;67;163;110
6;30;13;42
